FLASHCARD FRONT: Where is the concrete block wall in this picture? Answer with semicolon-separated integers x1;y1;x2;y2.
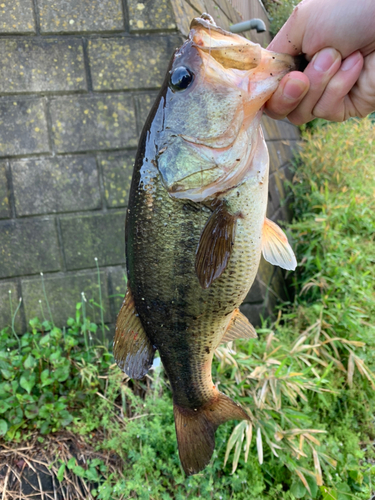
0;0;300;332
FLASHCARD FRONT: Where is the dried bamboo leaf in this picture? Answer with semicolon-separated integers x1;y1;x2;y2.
347;351;355;388
248;365;263;379
291;335;308;354
322;337;365;348
312;448;323;486
259;380;269;408
269;442;280;457
274;431;284;441
231;433;244;474
224;421;246;466
256;427;263;465
244;422;253;463
265;358;281;365
305;433;321;446
319;452;337;467
265;345;283;359
287;442;308;458
299;435;304;453
269;379;281;410
295;468;312;494
320;348;346;371
353;356;375;389
265;332;275;354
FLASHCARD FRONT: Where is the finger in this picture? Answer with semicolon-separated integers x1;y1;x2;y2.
349;51;375;118
312;51;364;121
287;47;342;125
264;72;310;120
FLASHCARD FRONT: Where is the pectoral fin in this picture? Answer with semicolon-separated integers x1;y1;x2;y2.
261;218;297;271
113;288;155;379
221;308;257;344
195;204;238;289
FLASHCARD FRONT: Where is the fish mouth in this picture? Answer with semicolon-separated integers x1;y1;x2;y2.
190;15;297;77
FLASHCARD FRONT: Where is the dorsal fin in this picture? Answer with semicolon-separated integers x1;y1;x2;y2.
113;288;155;379
261;218;297;271
195;203;239;290
221;308;257;344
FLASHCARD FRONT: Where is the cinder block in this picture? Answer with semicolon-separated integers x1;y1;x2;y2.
266;190;277;219
244;277;266;304
282;162;295;183
261;115;282;141
0;281;23;333
213;0;235;20
60;212;126;270
127;0;176;32
108;266;127;317
135;92;158;131
185;0;205;14
0;0;35;33
203;0;232;31
0;218;60;279
256;257;274;292
21;270;111;328
38;0;124;33
239;302;265;328
89;35;182;91
262;117;300;141
0;162;10;219
100;151;135;208
50;94;138;153
171;0;204;36
0;39;86;94
0;99;49;157
12;156;101;216
277;120;300;140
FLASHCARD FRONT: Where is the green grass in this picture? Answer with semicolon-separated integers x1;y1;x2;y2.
1;118;375;499
265;0;301;36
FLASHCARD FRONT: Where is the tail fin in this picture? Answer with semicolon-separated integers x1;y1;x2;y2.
173;391;249;475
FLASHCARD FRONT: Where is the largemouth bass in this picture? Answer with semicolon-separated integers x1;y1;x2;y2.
114;14;298;475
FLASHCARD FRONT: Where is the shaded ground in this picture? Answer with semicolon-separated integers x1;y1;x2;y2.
0;431;123;499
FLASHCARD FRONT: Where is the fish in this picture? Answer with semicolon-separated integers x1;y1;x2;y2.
113;13;298;475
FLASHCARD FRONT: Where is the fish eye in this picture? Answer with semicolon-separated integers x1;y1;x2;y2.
169;66;194;92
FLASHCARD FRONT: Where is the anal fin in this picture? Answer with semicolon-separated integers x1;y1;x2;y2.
113;288;155;379
261;218;297;271
195;203;239;290
221;308;257;344
174;391;249;475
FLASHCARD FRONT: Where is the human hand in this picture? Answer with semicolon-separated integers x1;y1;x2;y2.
265;0;375;124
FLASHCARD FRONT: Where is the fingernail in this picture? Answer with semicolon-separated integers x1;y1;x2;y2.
283;77;307;100
341;51;361;71
313;48;339;72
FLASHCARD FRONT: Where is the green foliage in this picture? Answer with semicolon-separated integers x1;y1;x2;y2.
0;310;112;439
267;0;302;36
